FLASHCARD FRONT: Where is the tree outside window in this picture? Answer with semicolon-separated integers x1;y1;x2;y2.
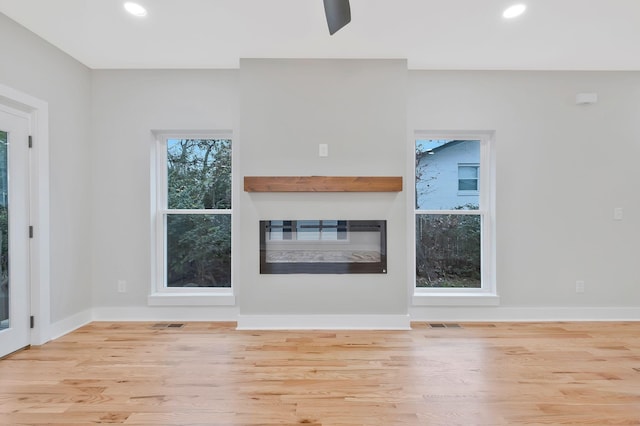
415;139;482;288
164;138;231;288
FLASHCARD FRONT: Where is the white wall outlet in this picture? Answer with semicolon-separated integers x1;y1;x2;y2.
117;279;127;293
575;280;585;293
614;207;623;221
319;143;329;157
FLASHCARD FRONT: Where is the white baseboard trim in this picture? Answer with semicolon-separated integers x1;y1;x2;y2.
44;306;640;342
409;306;640;322
147;293;235;306
237;314;411;330
47;309;93;341
92;306;239;322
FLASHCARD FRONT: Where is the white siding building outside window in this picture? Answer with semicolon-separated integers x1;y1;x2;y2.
412;133;497;306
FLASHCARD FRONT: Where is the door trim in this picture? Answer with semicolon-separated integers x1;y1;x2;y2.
0;84;50;345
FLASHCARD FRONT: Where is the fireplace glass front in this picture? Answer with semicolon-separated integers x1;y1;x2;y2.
260;220;387;274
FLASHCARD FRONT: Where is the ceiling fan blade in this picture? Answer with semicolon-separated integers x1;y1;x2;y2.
323;0;351;35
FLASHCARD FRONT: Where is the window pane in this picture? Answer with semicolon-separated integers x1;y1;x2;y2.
458;165;478;179
166;214;231;287
416;214;481;288
167;139;231;209
416;140;480;210
458;179;478;191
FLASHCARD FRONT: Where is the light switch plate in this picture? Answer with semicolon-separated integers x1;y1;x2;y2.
614;207;623;221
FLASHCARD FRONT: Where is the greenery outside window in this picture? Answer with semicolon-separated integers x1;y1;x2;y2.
151;133;234;304
413;134;496;303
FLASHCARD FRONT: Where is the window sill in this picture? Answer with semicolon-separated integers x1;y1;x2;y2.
147;292;236;306
412;292;500;306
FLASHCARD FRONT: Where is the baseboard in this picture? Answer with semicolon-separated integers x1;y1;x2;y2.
47;308;93;341
44;306;640;342
92;305;239;322
409;306;640;322
236;314;411;330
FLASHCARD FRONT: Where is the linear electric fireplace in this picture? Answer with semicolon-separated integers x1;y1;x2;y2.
260;220;387;274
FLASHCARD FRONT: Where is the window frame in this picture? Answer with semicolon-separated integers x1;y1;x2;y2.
149;131;235;306
411;132;498;306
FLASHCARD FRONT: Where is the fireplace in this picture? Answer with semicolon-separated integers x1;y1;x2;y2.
260;220;387;274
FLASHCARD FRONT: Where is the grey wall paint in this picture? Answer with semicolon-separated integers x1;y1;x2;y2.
4;8;640;324
90;70;238;307
409;71;640;307
0;13;92;323
238;59;409;315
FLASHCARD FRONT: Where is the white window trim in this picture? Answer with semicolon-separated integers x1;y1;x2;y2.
411;131;498;306
149;130;235;306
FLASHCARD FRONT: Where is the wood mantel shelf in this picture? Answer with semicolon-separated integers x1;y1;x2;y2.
244;176;403;193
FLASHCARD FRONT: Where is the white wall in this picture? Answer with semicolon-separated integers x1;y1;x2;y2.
85;67;640;322
5;8;640;329
237;59;408;322
0;13;92;324
410;71;640;318
90;70;238;312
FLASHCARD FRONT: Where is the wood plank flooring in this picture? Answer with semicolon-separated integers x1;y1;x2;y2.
1;321;639;425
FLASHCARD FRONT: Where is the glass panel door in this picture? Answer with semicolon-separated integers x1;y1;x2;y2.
0;130;8;330
0;108;30;357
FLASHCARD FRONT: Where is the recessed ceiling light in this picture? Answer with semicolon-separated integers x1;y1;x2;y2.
503;4;526;19
124;2;147;17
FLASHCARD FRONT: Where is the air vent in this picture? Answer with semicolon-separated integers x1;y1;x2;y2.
152;323;169;328
429;323;462;328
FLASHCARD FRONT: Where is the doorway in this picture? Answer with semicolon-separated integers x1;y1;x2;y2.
0;105;31;357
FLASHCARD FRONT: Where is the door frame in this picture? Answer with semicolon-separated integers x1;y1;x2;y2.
0;84;50;345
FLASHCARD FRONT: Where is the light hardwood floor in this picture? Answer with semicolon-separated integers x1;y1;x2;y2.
1;321;639;425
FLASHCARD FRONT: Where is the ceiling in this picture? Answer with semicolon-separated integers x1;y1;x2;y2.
1;0;639;70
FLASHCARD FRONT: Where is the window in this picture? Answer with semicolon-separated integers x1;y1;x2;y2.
151;133;234;304
458;164;479;192
413;135;495;302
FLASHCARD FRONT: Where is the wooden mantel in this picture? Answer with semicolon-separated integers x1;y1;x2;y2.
244;176;403;193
